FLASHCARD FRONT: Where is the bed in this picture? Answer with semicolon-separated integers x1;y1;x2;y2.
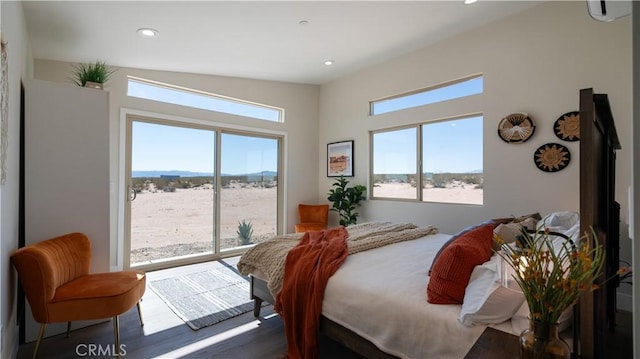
240;219;572;358
238;88;620;359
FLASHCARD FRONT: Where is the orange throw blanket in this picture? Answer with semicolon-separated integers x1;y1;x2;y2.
274;226;349;359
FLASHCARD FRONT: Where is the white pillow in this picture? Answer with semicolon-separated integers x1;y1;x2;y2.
542;211;580;243
459;255;525;326
492;217;538;250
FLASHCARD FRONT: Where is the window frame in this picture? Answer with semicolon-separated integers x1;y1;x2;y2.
127;76;285;123
120;108;286;271
369;74;483;116
369;113;483;205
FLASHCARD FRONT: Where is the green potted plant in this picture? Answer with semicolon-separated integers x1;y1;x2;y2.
70;60;114;89
327;175;366;226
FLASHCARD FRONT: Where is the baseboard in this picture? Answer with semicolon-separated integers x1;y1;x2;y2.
617;292;633;312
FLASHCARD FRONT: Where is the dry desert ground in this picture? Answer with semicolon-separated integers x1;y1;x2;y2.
129;181;481;263
130;183;276;263
373;181;483;204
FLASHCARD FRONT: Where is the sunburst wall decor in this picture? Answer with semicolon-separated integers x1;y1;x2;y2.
497;113;536;143
534;143;571;172
554;111;580;141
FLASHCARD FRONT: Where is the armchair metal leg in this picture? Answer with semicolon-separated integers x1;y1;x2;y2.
65;321;71;338
112;316;120;359
136;301;144;326
32;323;46;359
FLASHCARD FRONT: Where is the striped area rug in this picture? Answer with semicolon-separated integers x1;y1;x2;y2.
148;265;255;330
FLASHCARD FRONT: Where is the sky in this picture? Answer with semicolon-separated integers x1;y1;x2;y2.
132;122;278;175
129;80;280;175
129;77;482;176
372;116;483;174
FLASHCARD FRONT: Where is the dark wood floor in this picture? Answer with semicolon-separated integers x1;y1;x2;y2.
606;307;634;359
17;257;361;359
17;257;633;358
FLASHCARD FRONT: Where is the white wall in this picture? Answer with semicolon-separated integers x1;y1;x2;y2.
0;1;33;357
319;2;632;306
632;2;639;357
33;61;320;269
24;80;111;341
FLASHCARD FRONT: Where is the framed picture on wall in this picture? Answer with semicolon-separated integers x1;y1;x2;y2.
327;140;354;177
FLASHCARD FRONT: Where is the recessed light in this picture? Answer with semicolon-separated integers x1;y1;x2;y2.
324;60;334;66
137;28;159;37
464;0;478;4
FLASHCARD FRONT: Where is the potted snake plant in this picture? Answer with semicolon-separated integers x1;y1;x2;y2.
70;60;114;89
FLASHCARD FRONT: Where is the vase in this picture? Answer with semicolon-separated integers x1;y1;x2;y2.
519;319;571;359
84;81;103;90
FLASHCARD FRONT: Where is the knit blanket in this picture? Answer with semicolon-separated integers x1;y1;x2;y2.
237;222;438;297
274;227;349;359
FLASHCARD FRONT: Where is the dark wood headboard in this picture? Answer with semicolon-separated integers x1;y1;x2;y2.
578;88;621;359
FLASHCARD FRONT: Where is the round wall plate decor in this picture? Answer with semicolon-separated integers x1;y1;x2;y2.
554;111;580;141
498;113;536;143
534;143;571;172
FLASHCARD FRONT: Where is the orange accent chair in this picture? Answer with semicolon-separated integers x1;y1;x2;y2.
10;232;146;359
294;204;329;233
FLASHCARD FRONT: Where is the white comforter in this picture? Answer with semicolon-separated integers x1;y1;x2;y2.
322;233;516;359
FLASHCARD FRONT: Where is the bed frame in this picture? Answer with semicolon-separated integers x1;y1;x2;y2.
249;88;620;359
578;88;621;359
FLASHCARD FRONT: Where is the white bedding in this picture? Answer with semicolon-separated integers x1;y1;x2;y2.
322;232;517;359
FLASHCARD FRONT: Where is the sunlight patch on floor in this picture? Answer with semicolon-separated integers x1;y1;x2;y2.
150;320;262;358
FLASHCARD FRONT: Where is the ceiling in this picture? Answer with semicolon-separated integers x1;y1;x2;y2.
22;1;542;85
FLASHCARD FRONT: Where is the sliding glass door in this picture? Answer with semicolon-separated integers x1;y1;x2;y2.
125;116;281;270
219;133;278;251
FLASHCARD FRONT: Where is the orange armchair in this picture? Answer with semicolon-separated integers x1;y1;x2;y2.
10;232;146;359
294;204;329;233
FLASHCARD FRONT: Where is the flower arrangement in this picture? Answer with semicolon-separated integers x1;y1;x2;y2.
495;226;608;325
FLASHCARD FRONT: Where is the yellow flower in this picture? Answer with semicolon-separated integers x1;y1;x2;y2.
617;267;630;275
496;224;608;325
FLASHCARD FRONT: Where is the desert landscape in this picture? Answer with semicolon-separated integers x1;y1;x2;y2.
130;178;481;265
130;182;277;264
373;181;483;204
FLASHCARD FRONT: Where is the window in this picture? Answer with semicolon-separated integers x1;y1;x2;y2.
127;77;283;122
371;116;483;205
370;75;482;116
422;116;483;204
372;128;417;199
127;117;282;270
370;74;483;205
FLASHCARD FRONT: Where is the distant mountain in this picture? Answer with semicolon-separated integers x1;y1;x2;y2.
132;170;277;178
132;170;213;178
245;171;278;178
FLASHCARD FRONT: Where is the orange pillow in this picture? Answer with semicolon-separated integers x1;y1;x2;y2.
427;224;494;304
428;218;510;276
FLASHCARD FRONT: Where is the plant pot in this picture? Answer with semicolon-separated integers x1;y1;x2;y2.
519;320;571;359
84;81;103;90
